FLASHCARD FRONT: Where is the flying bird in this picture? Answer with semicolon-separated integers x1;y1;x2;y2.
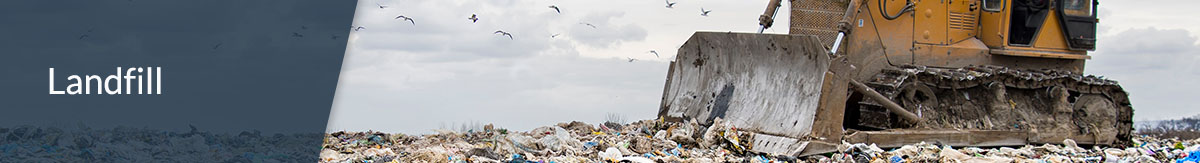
331;34;340;40
548;5;561;13
494;30;513;39
395;15;415;25
701;7;712;16
291;32;304;37
551;33;561;38
376;3;388;9
211;43;222;50
627;57;637;62
665;0;676;8
649;50;660;58
354;26;366;31
300;25;308;30
467;14;479;23
579;22;597;28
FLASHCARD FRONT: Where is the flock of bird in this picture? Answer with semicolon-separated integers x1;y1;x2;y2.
352;0;716;62
74;0;712;55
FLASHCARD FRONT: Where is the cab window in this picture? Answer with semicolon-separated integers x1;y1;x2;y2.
1062;0;1093;16
983;0;1004;12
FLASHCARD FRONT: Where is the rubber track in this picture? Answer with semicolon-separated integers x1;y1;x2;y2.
870;65;1134;145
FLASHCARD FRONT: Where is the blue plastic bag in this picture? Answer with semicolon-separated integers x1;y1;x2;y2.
1179;151;1200;163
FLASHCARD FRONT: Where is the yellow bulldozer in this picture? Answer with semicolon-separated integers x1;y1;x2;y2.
657;0;1129;155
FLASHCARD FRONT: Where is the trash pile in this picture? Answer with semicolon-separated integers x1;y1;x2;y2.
0;125;323;162
819;137;1198;163
322;118;1200;163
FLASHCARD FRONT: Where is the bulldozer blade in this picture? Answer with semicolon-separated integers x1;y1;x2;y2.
658;32;830;155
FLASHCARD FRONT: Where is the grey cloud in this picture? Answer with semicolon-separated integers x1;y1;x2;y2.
1087;28;1200;121
1099;28;1198;56
349;0;562;63
331;0;672;134
1092;28;1200;72
329;54;666;134
568;12;650;48
1097;8;1113;34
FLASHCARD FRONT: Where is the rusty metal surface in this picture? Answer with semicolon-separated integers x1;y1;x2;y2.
659;32;829;139
850;79;922;123
790;0;849;46
748;133;807;156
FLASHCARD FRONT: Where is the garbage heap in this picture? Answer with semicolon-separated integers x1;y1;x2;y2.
321;118;1200;163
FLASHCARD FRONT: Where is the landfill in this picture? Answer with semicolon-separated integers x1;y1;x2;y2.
322;118;1200;163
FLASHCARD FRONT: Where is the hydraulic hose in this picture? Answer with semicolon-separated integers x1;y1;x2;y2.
880;0;915;20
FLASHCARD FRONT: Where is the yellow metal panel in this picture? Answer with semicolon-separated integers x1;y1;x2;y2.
1032;10;1070;50
848;0;915;65
976;0;1008;49
914;0;948;44
946;0;978;44
991;47;1090;60
914;38;989;67
843;0;916;80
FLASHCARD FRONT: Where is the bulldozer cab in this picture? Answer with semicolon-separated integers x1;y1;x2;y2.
1056;0;1098;50
982;0;1100;60
1002;0;1097;50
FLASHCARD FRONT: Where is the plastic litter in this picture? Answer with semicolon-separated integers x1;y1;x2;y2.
616;156;654;163
1181;151;1200;163
319;120;1200;163
599;147;621;161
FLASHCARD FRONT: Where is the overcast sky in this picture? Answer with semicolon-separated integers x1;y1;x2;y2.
327;0;1200;134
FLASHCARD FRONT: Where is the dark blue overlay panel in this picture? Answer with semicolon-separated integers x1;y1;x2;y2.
0;0;356;162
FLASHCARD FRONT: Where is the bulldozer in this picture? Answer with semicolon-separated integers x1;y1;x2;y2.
657;0;1130;156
